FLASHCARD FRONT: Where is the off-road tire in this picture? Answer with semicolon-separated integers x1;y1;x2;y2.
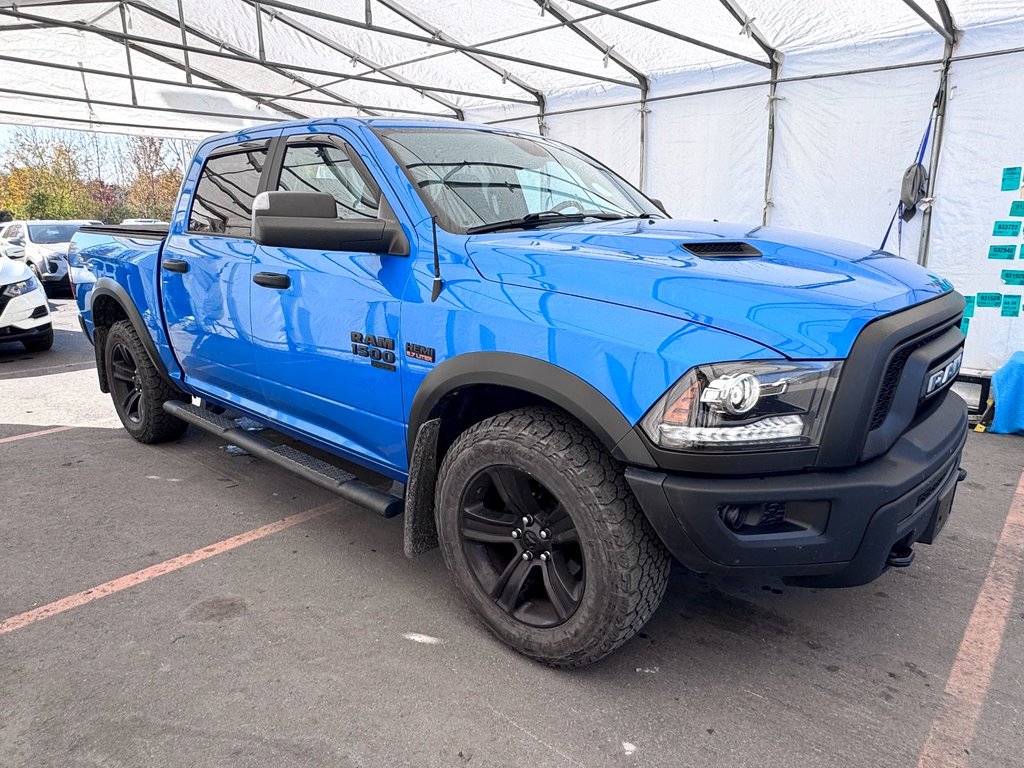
435;407;670;667
22;328;53;352
104;320;188;444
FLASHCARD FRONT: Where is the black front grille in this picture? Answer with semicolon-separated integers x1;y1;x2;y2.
869;324;955;430
682;241;762;257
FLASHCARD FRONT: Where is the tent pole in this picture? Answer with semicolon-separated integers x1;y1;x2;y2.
118;2;138;107
717;0;779;225
531;0;649;185
175;0;191;84
762;58;779;226
917;2;959;267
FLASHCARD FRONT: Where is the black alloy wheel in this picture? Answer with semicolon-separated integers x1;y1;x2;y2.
459;465;584;628
108;340;145;425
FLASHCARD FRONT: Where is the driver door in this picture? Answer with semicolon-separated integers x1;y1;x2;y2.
249;132;409;475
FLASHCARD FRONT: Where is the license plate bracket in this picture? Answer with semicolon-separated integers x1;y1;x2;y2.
918;471;959;544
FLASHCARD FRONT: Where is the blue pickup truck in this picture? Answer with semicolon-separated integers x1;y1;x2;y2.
71;118;968;667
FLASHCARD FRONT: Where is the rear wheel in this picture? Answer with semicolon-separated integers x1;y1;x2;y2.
104;320;188;443
435;407;670;667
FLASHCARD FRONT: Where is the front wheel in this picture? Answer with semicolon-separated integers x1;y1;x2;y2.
435;408;670;668
104;320;188;443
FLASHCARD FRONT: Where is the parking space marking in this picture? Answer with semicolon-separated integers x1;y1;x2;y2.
0;426;75;444
0;501;338;636
917;467;1024;768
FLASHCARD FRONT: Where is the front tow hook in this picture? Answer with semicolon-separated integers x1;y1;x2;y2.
887;543;916;568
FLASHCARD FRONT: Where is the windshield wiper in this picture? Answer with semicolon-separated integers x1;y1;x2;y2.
466;210;625;235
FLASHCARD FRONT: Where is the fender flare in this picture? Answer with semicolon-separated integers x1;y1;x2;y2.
89;278;180;392
406;352;655;467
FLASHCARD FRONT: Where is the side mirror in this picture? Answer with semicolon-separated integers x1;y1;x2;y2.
8;237;23;246
649;197;669;216
1;244;24;259
252;191;409;256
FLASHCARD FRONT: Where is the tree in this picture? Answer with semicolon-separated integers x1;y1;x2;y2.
0;127;191;222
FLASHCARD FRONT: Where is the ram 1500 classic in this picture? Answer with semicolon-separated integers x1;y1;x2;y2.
71;118;968;667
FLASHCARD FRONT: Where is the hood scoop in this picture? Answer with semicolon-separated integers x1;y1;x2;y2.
681;241;762;258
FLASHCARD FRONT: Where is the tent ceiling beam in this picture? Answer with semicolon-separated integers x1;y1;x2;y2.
342;0;657;89
0;84;282;123
0;53;451;117
123;1;383;116
243;0;638;91
0;106;218;134
238;0;464;119
717;0;778;61
564;0;770;68
0;6;536;109
374;0;551;105
900;0;955;43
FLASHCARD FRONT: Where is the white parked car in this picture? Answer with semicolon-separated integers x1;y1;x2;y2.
0;254;52;351
0;219;102;291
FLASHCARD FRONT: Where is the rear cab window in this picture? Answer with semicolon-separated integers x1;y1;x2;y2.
188;146;268;238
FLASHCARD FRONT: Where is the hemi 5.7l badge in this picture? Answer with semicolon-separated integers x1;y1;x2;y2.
351;332;397;371
406;342;436;363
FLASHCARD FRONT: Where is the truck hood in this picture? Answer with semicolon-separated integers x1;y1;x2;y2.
465;219;952;358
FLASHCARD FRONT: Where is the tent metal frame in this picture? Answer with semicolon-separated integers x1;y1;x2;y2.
0;0;980;267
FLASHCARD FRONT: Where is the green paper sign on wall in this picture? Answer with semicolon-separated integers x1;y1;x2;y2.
1002;295;1022;317
964;296;975;317
1011;200;1024;217
989;245;1017;259
1002;167;1022;191
993;221;1022;237
1003;269;1024;285
977;292;1003;308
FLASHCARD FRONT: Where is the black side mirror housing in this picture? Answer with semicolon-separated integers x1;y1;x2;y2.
649;198;669;216
251;191;409;256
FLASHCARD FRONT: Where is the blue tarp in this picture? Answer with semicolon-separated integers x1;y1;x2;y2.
991;351;1024;435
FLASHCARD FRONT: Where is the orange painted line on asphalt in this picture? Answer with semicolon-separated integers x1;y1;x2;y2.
0;426;75;444
917;467;1024;768
0;502;337;635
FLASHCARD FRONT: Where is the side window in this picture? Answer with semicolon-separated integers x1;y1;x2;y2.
188;148;267;237
278;144;380;220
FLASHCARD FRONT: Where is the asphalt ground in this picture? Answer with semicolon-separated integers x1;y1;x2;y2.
1;298;1023;768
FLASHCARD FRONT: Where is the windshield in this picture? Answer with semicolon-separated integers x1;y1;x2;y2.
28;224;84;244
378;127;656;233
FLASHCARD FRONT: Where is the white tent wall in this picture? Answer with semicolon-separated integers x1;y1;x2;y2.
768;36;946;263
927;20;1024;372
644;65;768;222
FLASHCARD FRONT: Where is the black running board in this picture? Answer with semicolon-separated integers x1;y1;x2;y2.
164;400;404;518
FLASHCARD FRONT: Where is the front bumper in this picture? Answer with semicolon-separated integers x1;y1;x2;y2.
37;256;69;283
0;287;50;339
626;392;968;587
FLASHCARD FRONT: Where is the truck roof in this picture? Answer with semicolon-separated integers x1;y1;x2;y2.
200;116;526;148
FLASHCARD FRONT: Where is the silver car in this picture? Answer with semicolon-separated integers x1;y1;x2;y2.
0;220;102;290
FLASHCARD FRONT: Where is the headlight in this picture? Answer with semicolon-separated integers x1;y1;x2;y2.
640;360;842;452
2;276;40;298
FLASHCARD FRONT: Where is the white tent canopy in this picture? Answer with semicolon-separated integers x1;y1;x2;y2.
1;0;1022;371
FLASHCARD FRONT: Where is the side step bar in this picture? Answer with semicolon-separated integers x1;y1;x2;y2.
164;401;404;519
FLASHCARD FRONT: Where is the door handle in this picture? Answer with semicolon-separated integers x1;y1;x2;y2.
253;271;291;290
162;259;189;273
